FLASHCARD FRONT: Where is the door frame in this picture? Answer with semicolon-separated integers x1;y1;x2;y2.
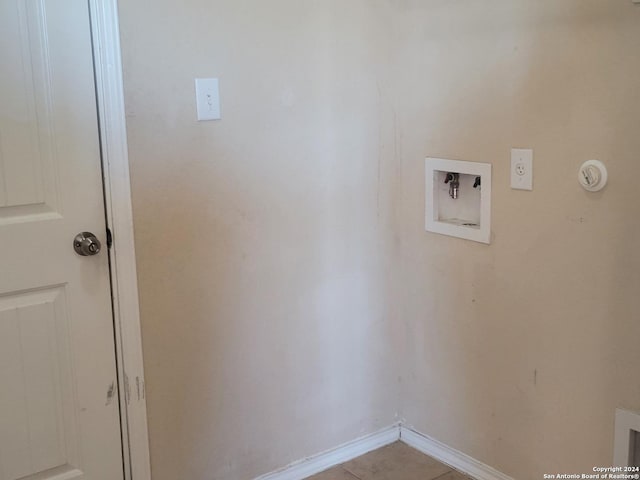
89;1;151;479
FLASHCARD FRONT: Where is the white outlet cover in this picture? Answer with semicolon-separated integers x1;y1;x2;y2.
511;148;533;191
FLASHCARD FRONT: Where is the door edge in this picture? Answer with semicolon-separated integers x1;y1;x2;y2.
89;1;151;479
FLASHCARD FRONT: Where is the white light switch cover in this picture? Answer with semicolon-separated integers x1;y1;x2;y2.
195;78;221;121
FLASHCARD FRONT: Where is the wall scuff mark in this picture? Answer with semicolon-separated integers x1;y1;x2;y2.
124;373;131;405
106;381;116;406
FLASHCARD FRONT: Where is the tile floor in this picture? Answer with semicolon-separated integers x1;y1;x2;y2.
305;442;472;480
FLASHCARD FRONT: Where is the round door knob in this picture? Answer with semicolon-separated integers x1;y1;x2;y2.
73;232;102;256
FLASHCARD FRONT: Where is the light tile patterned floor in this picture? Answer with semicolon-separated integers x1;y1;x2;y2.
305;442;472;480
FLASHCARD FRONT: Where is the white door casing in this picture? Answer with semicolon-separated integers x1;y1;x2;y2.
0;0;124;479
89;0;151;478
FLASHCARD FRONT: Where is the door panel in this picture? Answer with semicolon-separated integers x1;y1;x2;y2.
0;286;78;480
0;0;58;221
0;1;124;479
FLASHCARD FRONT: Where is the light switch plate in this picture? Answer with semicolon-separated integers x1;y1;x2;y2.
511;148;533;191
195;78;221;121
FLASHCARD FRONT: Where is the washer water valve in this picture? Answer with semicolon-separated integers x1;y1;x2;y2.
444;172;460;199
578;160;607;192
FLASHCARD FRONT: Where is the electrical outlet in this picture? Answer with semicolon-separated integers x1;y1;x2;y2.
511;148;533;190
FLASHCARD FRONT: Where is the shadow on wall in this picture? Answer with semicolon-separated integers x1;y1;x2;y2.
134;128;394;479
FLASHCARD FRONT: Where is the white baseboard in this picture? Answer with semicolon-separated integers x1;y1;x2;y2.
254;424;400;480
254;423;515;480
400;426;514;480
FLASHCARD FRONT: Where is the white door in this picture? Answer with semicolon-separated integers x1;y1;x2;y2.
0;1;124;479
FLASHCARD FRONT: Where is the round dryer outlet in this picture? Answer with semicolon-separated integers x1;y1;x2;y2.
578;160;607;192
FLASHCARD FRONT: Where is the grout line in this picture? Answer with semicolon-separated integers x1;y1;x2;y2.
339;466;362;480
431;469;456;480
340;465;364;480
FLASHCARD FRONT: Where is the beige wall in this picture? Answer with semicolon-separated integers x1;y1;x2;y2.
119;1;640;479
394;1;640;478
118;1;399;479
